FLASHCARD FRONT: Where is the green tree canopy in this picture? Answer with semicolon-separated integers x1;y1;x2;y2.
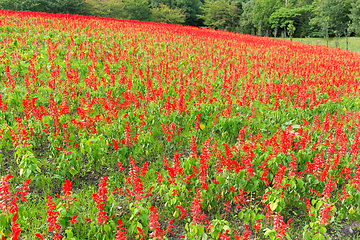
349;0;360;36
199;0;240;31
0;0;85;14
149;0;203;26
96;0;151;20
239;0;256;34
252;0;284;35
311;0;351;37
151;3;186;24
269;5;313;37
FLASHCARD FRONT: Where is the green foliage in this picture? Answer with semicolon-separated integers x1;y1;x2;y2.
119;0;151;21
174;0;204;26
149;0;203;26
269;5;313;37
287;21;296;39
252;0;284;36
239;0;256;34
199;0;240;31
101;0;151;21
349;0;360;36
150;3;186;24
0;0;85;14
310;0;352;37
0;0;359;38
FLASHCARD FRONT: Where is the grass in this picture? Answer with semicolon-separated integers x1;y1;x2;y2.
282;37;360;52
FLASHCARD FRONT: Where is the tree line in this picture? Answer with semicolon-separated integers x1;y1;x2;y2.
1;0;360;39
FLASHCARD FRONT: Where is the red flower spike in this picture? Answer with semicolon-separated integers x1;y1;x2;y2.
92;175;109;225
45;195;61;232
176;206;189;220
136;227;145;240
35;233;45;240
116;219;128;240
68;214;78;225
167;219;175;235
219;230;230;240
148;205;163;239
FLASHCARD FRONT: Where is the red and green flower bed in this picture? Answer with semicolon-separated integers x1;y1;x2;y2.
1;10;360;240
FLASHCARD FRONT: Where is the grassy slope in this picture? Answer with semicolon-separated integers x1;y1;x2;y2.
282;37;360;52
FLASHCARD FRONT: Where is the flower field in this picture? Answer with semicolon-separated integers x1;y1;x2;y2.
1;10;360;240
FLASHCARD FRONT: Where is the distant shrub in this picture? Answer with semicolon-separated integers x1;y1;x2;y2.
0;0;85;14
151;3;186;25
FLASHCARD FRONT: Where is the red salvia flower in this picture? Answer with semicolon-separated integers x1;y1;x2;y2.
148;205;163;240
322;176;337;202
136;227;145;240
45;195;61;232
68;214;78;225
199;139;210;190
219;230;230;240
140;161;148;178
319;204;334;225
221;200;232;217
118;161;125;171
35;233;45;239
0;175;13;215
124;122;132;148
274;164;287;190
54;232;62;240
191;189;208;225
253;219;262;231
176;206;189;220
272;212;290;240
9;212;21;240
167;219;175;235
15;179;31;202
115;219;127;240
156;172;164;184
92;175;109;225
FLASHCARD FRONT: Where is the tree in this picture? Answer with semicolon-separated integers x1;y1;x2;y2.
149;0;203;26
119;0;151;21
239;0;256;34
311;0;351;38
287;21;296;40
349;0;360;36
0;0;85;14
173;0;204;26
269;5;313;37
252;0;284;36
151;3;186;24
97;0;151;21
199;0;240;31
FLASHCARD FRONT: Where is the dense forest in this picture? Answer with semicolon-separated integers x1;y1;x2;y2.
1;0;359;39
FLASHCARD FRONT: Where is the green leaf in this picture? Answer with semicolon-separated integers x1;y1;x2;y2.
270;201;278;211
70;168;78;176
218;176;225;185
201;233;208;240
66;228;74;238
198;225;204;235
191;225;198;235
263;228;275;236
320;227;326;234
312;233;325;240
244;212;251;224
303;231;312;239
24;169;31;178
